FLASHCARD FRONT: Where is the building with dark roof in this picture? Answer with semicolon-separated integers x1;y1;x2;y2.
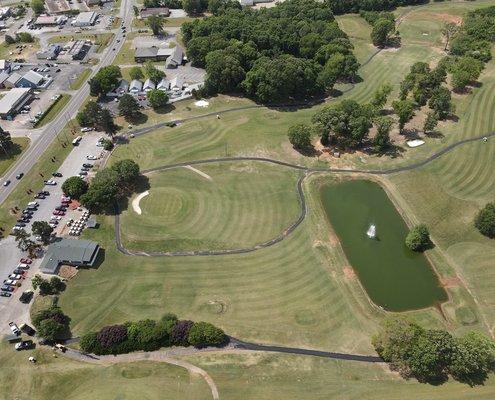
40;239;100;275
140;7;170;18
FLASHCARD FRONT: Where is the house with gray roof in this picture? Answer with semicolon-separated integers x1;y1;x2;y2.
18;70;44;88
134;47;158;63
0;71;10;88
40;239;100;275
4;72;21;89
129;79;143;94
143;78;155;92
0;87;33;119
165;46;183;69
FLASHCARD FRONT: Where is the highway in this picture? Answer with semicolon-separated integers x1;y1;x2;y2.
0;0;133;206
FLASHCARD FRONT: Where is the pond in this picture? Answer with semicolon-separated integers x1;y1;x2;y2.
320;179;447;312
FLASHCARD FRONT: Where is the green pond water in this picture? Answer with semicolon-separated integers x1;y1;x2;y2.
320;180;447;312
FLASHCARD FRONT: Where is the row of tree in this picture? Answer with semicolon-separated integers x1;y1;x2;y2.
80;313;228;355
32;306;71;342
76;101;116;135
326;0;428;15
32;275;65;296
79;159;141;213
373;317;495;385
183;0;360;103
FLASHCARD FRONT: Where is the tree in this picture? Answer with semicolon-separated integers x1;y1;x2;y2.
371;18;395;48
318;52;359;89
171;320;194;346
299;33;325;59
118;94;141;120
38;280;54;296
31;275;44;290
423;112;438;134
50;276;65;293
0;129;14;156
98;109;117;135
474;202;495;238
97;325;128;349
451;69;472;92
79;101;103;128
30;0;44;15
287;123;312;149
144;61;165;85
89;65;122;97
25;239;41;259
62;176;89;199
442;22;459;51
31;221;53;245
188;322;227;348
204;49;246;94
428;86;454;120
392;99;415;132
80;331;101;354
4;35;15;45
133;5;139;16
147;89;169;109
372;117;392;152
146;15;165;36
38;319;66;341
311;100;373;148
13;228;30;251
129;66;144;81
182;0;208;15
405;224;431;252
371;83;392;110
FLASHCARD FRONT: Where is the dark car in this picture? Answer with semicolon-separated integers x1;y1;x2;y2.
56;68;61;72
20;323;36;335
15;340;34;351
16;173;24;180
82;163;93;168
15;222;25;227
0;292;11;297
1;285;14;292
13;269;25;275
41;191;50;196
52;172;62;177
34;194;45;199
19;290;33;304
55;206;66;211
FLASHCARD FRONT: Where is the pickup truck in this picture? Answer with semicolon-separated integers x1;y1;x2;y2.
9;322;20;336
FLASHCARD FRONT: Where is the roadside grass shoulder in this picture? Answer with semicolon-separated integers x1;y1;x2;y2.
69;68;91;90
0;137;29;177
34;95;71;128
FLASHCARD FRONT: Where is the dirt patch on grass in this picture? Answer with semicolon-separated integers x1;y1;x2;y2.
59;265;78;279
441;275;461;288
428;12;462;25
343;266;357;280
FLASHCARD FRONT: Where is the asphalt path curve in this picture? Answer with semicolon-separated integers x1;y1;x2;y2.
115;130;494;257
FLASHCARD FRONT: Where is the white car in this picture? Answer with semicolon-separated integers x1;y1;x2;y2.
45;180;57;185
17;263;29;270
4;279;18;286
86;155;98;160
49;222;57;228
9;322;20;335
9;274;23;280
80;127;93;133
50;216;62;221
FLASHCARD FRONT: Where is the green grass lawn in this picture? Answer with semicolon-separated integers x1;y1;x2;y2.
0;137;29;177
0;343;210;400
34;95;71;128
69;68;91;90
120;161;301;252
112;33;136;65
185;352;495;400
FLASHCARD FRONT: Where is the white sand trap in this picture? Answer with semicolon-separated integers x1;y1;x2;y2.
184;165;212;181
195;100;210;108
407;139;425;148
132;190;149;215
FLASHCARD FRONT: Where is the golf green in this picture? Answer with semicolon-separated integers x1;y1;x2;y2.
320;179;447;311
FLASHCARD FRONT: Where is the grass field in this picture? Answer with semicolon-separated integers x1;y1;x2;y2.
0;137;29;177
120;162;301;252
34;95;71;128
0;343;210;400
186;352;495;400
69;68;91;90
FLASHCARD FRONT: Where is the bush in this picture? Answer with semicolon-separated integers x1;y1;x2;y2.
405;224;431;252
32;306;70;341
474;202;495;238
80;331;101;353
188;321;228;348
97;324;128;349
287;124;312;149
171;320;194;346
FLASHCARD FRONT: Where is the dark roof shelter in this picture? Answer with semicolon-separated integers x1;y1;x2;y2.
40;239;100;274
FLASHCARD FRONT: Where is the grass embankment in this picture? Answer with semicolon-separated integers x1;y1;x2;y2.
0;343;210;400
49;33;114;53
70;68;91;90
0;137;29;177
34;94;71;128
0;124;77;229
120;162;301;252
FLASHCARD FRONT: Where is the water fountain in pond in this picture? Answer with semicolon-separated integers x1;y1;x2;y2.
366;224;376;239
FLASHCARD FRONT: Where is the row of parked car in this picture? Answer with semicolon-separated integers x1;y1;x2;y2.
8;321;36;350
0;258;32;298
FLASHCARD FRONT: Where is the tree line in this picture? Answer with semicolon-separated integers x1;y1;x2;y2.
80;313;228;355
182;0;360;103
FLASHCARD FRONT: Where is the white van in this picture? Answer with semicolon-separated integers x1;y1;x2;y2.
72;136;82;146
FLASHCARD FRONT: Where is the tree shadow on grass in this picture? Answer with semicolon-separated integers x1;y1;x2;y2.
0;142;23;162
153;103;176;115
125;112;148;126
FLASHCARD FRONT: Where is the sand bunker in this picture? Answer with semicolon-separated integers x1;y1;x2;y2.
132;190;149;215
195;100;210;108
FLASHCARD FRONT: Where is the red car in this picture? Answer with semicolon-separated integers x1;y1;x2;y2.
52;210;65;216
20;258;32;264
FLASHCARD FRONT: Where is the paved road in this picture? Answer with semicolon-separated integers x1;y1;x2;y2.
115;130;494;257
0;0;134;206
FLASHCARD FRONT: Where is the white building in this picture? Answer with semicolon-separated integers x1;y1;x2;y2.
129;80;143;94
72;12;97;27
143;79;155;92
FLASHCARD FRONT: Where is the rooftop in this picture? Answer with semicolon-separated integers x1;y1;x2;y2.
22;70;44;85
74;11;97;24
0;87;31;114
40;239;100;274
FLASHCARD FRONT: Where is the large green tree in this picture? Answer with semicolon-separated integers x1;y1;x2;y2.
31;221;53;245
392;99;415;132
371;18;395;48
147;89;169;110
89;66;122;97
205;49;246;93
30;0;44;15
182;0;208;15
428;86;454;120
287;123;312;149
144;62;165;84
129;66;144;81
405;224;431;252
118;94;141;120
146;15;165;36
474;202;495;238
372;117;392;152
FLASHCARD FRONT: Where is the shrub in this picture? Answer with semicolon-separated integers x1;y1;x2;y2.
171;320;194;346
80;331;101;353
97;324;128;349
287;124;312;149
188;321;228;348
474;202;495;238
